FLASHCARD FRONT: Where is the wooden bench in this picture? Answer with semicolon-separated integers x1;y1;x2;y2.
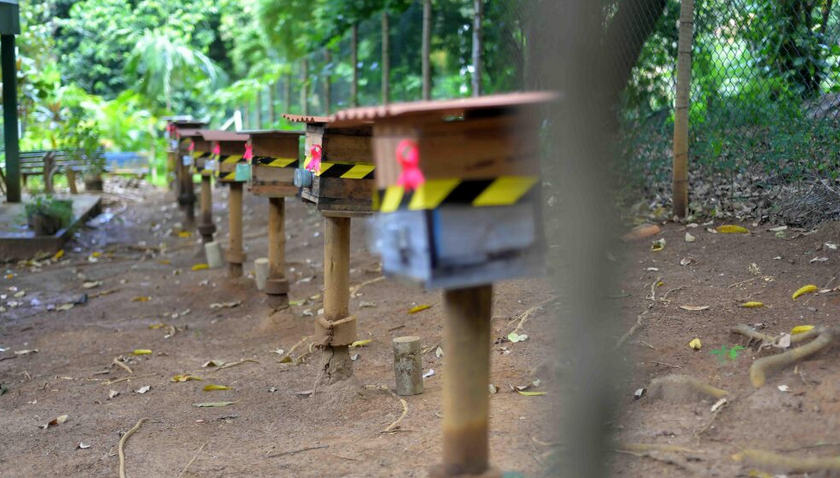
19;150;83;194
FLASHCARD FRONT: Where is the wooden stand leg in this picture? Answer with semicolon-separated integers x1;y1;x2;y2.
266;197;289;308
183;164;196;227
318;216;354;384
227;182;244;278
197;175;215;243
167;151;177;192
431;285;500;478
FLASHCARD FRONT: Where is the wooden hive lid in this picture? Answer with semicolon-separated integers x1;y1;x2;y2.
198;130;249;143
241;129;305;138
176;128;204;138
332;91;559;126
281;113;332;124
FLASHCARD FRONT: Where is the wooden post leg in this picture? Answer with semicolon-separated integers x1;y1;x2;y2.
168;151;177;193
197;175;215;243
266;197;289;308
66;168;78;195
184;164;196;227
227;182;244;278
318;215;355;384
432;285;500;478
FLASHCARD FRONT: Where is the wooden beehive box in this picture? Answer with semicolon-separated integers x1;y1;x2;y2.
282;114;374;216
332;92;557;289
199;130;249;183
168;119;206;151
242;130;304;197
189;130;213;175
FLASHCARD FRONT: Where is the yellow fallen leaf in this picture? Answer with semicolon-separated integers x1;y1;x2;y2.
131;349;152;356
172;374;203;382
203;384;232;391
792;284;818;300
158;260;171;265
739;301;764;308
409;304;432;314
149;323;167;330
53;249;64;260
91;251;102;258
689;338;702;350
651;238;666;252
517;390;547;396
350;339;372;348
178;231;192;238
791;325;815;335
132;296;151;302
191;263;209;271
716;225;750;234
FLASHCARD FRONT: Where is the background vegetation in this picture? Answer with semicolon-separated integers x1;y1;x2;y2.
2;0;840;205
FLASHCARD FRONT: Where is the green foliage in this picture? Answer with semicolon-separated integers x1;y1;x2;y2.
710;345;745;364
24;195;75;229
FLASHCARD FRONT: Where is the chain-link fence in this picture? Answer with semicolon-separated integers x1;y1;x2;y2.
620;0;840;198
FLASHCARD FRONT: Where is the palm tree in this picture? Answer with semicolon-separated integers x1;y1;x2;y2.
126;29;223;112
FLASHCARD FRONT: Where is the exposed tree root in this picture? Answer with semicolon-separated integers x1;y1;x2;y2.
382;391;408;433
118;418;147;478
616;443;696;454
733;448;840;474
732;324;835;387
112;358;133;375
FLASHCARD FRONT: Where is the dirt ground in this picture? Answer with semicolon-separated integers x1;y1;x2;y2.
0;182;556;478
4;181;840;477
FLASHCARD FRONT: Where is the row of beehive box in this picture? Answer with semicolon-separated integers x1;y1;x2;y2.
171;92;555;289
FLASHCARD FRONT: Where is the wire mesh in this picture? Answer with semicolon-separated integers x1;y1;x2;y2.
620;0;840;194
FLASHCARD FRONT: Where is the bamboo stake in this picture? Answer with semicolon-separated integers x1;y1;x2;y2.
382;11;390;105
318;216;354;383
351;24;359;107
672;0;694;218
472;0;483;97
324;49;332;115
422;0;432;100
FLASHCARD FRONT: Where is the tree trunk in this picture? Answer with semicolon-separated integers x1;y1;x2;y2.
301;58;309;116
324;49;332;115
351;23;359;107
422;0;432;100
472;0;483;97
382;11;390;104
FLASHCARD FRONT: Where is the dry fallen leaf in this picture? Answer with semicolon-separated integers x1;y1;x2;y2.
82;281;102;289
202;360;225;368
739;301;764;308
135;386;151;394
685;232;696;243
716;225;750;234
149;323;167;330
108;390;119;399
78;442;91;450
132;296;151;302
792;285;818;300
408;304;432;314
650;238;666;252
689;338;702;350
507;332;529;342
191;263;210;271
131;349;152;356
203;384;232;391
41;415;68;429
679;305;709;311
350;339;373;348
517;390;547;396
192;401;235;408
209;301;241;309
14;349;38;356
172;375;203;382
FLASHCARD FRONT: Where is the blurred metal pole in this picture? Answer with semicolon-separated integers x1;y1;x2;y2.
422;0;432;100
472;0;483;97
2;34;21;203
536;1;624;476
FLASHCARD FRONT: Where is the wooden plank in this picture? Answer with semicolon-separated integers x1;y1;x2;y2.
249;183;298;198
323;133;373;163
251;135;299;158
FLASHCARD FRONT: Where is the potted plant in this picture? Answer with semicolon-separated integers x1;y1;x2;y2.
61;114;105;192
25;195;74;236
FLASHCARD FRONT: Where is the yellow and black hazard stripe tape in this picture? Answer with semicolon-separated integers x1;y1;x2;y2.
374;176;539;213
190;152;213;175
220;154;243;164
214;154;246;182
303;157;375;180
253;156;299;169
219;172;238;182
